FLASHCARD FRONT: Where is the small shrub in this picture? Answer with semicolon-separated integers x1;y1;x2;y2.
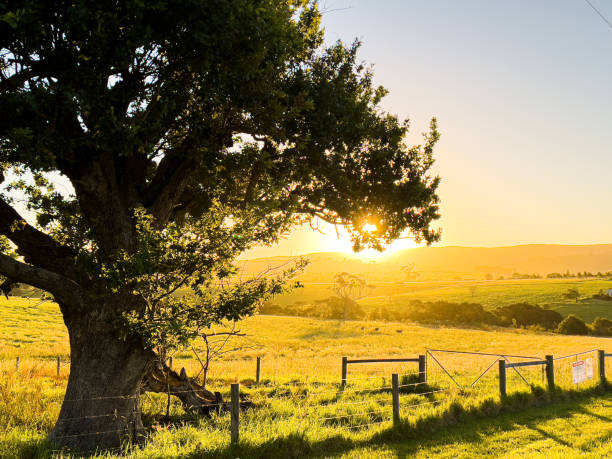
494;303;563;330
590;317;612;336
556;314;589;335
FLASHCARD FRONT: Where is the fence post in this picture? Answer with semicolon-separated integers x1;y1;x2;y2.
392;373;400;426
598;350;606;386
16;356;19;373
545;355;555;390
418;354;427;384
231;383;240;445
56;356;61;377
256;357;261;384
498;359;507;398
341;356;348;389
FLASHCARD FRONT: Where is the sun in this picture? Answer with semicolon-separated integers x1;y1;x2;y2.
314;220;419;260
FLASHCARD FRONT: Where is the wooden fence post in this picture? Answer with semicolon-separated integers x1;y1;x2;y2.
418;354;427;384
341;356;348;389
56;356;61;377
545;355;554;390
598;350;606;386
231;383;240;445
392;373;400;426
498;359;506;398
256;357;261;384
16;356;19;373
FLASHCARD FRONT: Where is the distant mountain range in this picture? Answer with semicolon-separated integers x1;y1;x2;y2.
240;244;612;282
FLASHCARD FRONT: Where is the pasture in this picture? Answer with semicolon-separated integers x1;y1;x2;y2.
1;295;612;458
273;278;612;321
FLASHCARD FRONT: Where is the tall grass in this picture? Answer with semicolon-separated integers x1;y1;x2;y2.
1;297;612;457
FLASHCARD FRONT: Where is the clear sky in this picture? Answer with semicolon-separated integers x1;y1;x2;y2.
246;0;612;258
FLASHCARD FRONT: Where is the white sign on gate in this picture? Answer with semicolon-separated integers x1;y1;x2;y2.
586;357;593;380
572;360;586;384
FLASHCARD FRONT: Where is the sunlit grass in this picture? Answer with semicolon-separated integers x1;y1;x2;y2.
1;296;612;457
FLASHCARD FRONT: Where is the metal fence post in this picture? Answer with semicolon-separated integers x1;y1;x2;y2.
57;356;61;377
598;350;606;386
256;357;261;384
231;383;240;445
16;356;19;373
392;373;400;426
545;355;555;390
418;354;427;384
499;359;507;398
341;356;348;389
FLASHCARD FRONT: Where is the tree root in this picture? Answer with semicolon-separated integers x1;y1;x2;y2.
141;360;253;417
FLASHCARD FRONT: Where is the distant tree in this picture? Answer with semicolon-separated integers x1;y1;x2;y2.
562;288;581;303
332;272;373;320
402;263;418;281
556;314;589;335
485;273;494;281
493;303;563;330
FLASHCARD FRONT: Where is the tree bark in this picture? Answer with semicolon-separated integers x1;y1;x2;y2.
141;360;226;417
48;306;154;453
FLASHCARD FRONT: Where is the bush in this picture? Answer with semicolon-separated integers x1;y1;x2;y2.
313;297;365;320
592;290;612;301
590;317;612;336
404;300;499;326
556;314;589;335
493;303;563;330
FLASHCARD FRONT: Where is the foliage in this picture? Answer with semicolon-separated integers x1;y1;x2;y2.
592;290;612;302
0;0;442;356
493;303;563;330
402;300;499;326
556;314;590;335
589;317;612;337
332;272;372;320
562;288;581;303
107;207;307;350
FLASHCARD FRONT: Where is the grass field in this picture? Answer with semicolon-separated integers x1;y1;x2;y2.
274;278;612;322
1;293;612;458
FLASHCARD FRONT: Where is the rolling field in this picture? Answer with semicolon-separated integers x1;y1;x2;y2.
275;278;612;321
1;294;612;458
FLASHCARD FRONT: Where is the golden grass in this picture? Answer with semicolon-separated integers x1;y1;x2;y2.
1;296;612;458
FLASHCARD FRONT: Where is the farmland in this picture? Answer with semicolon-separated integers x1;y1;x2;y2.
2;293;612;458
271;278;612;322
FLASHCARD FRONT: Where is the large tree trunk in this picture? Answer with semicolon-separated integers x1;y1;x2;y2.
48;306;154;453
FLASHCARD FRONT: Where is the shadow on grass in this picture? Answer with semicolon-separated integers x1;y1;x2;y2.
7;385;610;458
181;386;611;459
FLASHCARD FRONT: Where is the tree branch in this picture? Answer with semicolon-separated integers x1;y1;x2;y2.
0;198;78;279
0;253;83;306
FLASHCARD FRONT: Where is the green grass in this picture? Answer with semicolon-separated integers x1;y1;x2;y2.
274;278;612;322
1;295;612;458
548;298;612;323
332;392;612;458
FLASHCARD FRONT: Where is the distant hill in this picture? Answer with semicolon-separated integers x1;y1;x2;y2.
240;244;612;282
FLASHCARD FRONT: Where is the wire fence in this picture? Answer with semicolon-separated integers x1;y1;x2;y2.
2;347;612;455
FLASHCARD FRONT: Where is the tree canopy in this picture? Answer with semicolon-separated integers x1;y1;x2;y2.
0;0;441;450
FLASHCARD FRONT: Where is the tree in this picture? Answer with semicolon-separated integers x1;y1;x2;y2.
332;272;373;320
590;317;612;336
556;314;589;335
562;288;581;303
0;0;441;451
